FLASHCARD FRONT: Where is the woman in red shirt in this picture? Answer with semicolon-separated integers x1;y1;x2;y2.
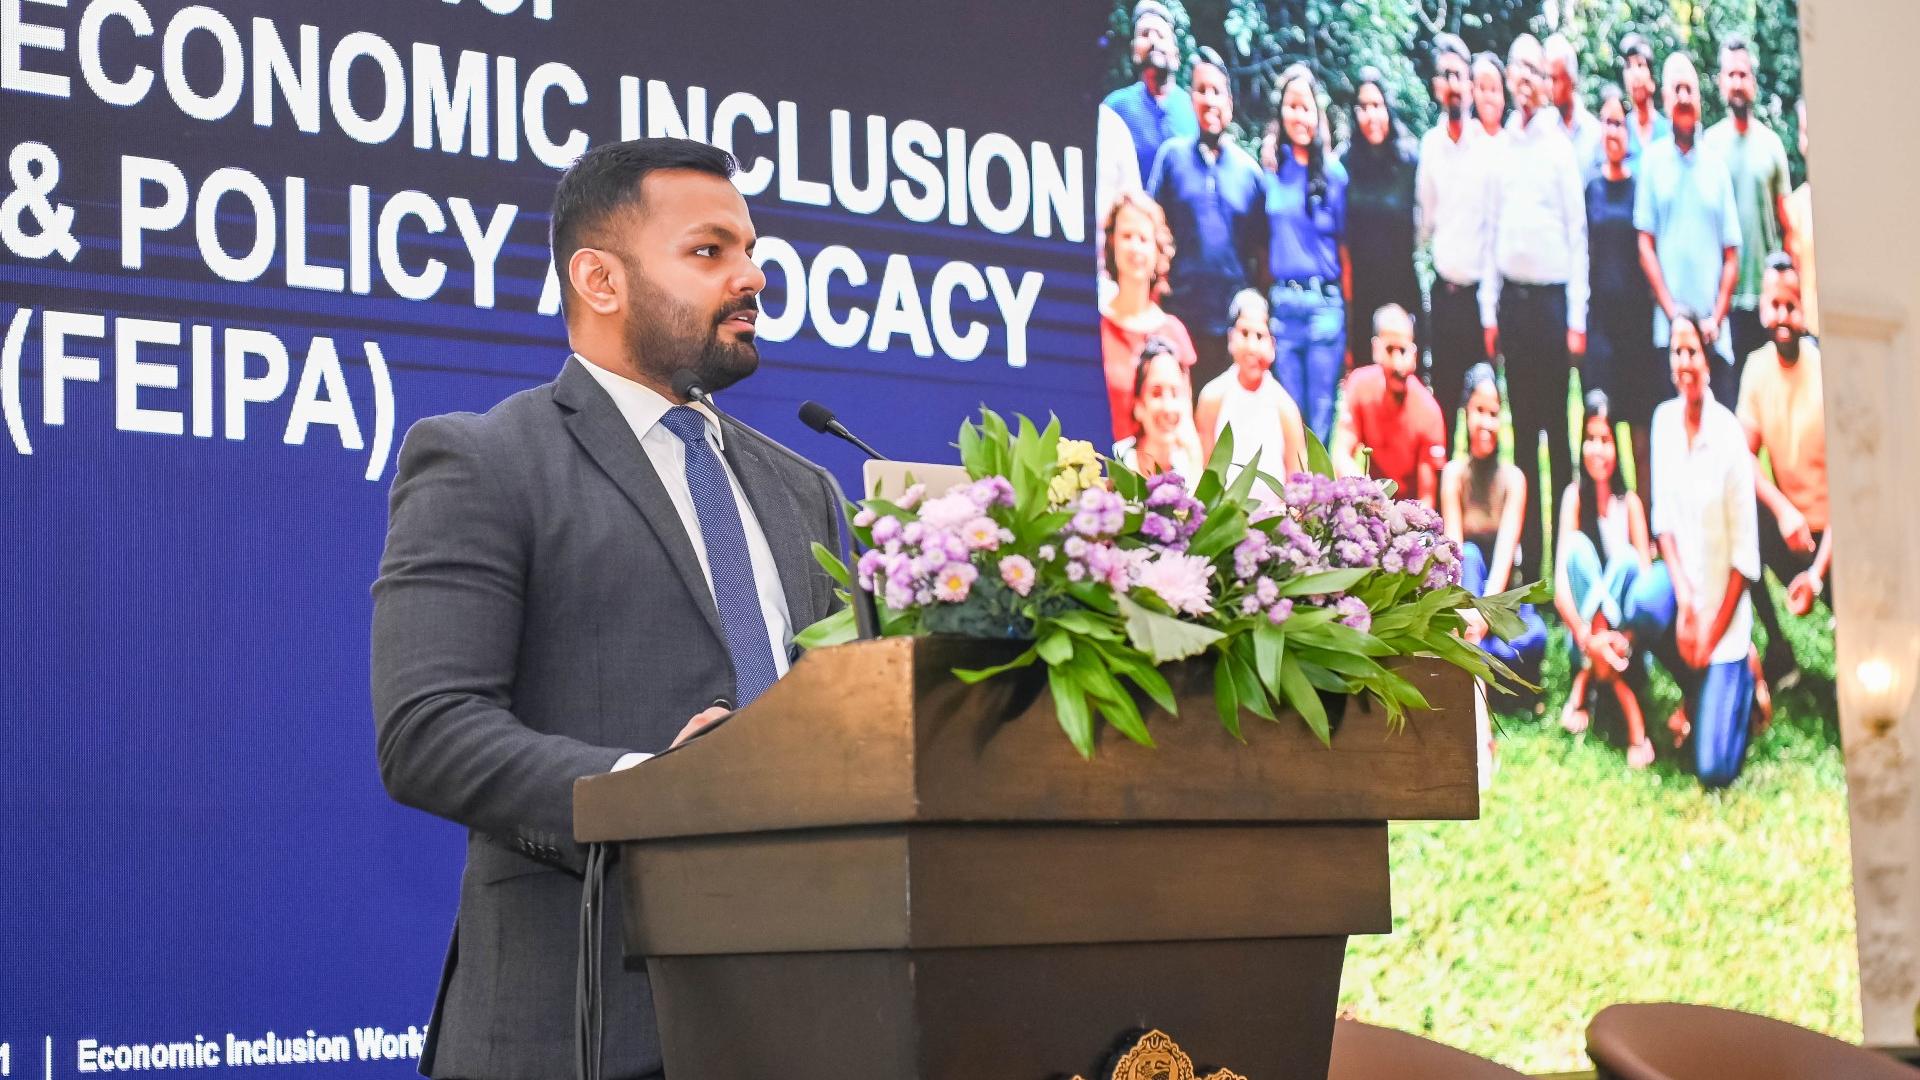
1100;190;1198;442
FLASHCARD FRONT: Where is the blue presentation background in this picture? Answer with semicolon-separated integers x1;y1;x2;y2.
0;0;1102;1068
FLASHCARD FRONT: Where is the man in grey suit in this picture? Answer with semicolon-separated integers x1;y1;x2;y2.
372;138;845;1079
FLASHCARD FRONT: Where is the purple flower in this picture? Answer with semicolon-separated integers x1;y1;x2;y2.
919;490;981;531
966;476;1015;508
870;514;902;546
853;507;878;528
1267;598;1295;625
1336;595;1372;632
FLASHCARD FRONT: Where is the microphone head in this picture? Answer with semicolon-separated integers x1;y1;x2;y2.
670;369;707;402
797;400;838;434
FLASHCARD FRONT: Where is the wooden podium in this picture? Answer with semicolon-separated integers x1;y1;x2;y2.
574;636;1479;1079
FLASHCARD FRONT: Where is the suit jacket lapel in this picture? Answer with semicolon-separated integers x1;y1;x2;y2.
552;358;729;650
720;424;817;636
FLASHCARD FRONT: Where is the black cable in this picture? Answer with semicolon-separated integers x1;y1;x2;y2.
576;841;609;1080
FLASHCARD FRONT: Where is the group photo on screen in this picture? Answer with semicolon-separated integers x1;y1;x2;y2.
1094;0;1853;1069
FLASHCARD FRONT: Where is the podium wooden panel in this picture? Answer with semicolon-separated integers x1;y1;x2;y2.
575;636;1479;1079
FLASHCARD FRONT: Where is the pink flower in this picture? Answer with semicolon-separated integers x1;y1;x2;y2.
870;515;902;546
896;483;927;510
933;561;978;603
853;507;878;528
961;516;1004;551
1131;552;1215;616
918;491;979;531
999;555;1036;596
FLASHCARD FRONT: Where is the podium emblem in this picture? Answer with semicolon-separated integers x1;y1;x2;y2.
1071;1028;1247;1080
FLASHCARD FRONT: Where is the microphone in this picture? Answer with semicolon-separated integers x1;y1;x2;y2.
670;369;719;411
798;400;887;460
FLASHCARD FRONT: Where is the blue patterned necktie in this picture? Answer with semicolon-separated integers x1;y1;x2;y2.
658;406;780;707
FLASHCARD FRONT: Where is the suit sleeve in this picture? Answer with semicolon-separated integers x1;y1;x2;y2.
371;415;627;872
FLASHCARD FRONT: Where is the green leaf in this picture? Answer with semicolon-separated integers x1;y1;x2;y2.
794;608;857;650
1117;594;1226;663
1277;568;1371;597
1077;657;1156;749
1223;645;1275;721
811;542;851;589
1102;644;1179;716
1277;655;1332;745
1035;631;1073;666
952;645;1041;684
1292;642;1388;682
1186;503;1248;560
1045;609;1125;639
1048;666;1096;759
1302;425;1335;478
1204;423;1236;479
1253;623;1286;688
1212;657;1245;741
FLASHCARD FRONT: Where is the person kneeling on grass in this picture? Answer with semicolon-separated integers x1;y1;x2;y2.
1555;388;1669;769
1441;363;1547;682
1648;309;1768;788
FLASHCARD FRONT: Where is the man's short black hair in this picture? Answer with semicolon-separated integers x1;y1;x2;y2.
1191;45;1228;81
1431;33;1470;74
1620;32;1654;67
549;137;738;316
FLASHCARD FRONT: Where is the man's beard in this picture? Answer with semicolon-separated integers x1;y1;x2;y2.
1143;47;1172;78
625;270;760;395
1445;96;1465;123
1774;325;1802;362
1729;95;1752;120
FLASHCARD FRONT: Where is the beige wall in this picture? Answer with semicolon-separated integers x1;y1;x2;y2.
1800;0;1920;1048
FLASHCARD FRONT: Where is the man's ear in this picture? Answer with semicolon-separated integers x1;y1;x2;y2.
568;247;625;317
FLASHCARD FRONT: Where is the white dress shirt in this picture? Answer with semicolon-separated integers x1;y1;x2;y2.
1416;120;1499;291
1486;110;1590;332
1650;397;1759;665
574;354;792;768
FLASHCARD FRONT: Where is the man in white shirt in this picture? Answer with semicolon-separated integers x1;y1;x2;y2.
372;137;846;1079
1545;33;1604;182
1485;33;1589;583
1649;309;1761;789
1415;32;1496;442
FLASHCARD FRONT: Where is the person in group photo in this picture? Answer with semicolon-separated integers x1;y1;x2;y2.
1114;336;1205;477
1417;36;1501;447
1101;190;1198;443
1585;84;1658;484
1738;252;1830;687
1342;67;1422;376
1554;390;1669;769
1618;31;1670;171
1442;364;1547;678
1703;34;1793;380
1265;62;1349;441
1196;288;1307;480
1472;50;1509;139
1636;51;1741;412
1487;33;1588;584
1649;309;1764;788
1149;45;1267;389
1333;303;1444;508
1545;33;1604;182
1101;0;1196;196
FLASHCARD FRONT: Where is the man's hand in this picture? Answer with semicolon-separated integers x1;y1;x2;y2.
1775;504;1814;555
670;706;731;749
1675;604;1705;669
1567;328;1586;357
1787;572;1819;617
1699;319;1720;349
1483;326;1499;359
1585;629;1629;674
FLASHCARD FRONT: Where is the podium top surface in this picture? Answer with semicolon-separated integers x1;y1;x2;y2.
575;636;1479;844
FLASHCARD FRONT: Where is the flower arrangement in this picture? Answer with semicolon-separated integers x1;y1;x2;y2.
797;410;1542;757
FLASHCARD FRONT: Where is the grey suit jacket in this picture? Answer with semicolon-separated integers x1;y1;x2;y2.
371;356;844;1079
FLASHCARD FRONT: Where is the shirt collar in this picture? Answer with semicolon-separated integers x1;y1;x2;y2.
572;352;725;450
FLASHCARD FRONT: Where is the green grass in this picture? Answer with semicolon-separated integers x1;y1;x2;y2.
1338;575;1860;1073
